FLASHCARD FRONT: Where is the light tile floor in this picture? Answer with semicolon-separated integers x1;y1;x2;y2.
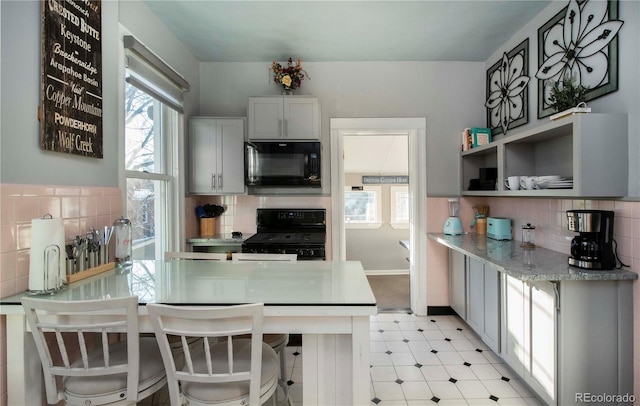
272;313;543;405
144;313;544;406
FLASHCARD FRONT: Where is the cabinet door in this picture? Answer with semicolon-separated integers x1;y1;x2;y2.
526;281;556;405
248;97;284;139
467;257;484;334
501;275;526;376
283;98;319;139
449;250;466;319
188;119;217;193
217;119;246;194
483;264;500;353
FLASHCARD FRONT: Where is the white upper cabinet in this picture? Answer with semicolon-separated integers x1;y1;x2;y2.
248;96;320;140
461;113;628;197
188;117;245;195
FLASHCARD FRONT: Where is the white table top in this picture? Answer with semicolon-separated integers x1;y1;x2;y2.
0;260;378;308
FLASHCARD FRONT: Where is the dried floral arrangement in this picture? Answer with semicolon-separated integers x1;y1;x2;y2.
271;58;309;91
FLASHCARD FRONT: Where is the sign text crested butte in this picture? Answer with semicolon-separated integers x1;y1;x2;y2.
41;0;103;158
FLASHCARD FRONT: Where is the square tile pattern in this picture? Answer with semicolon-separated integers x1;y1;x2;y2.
140;313;544;406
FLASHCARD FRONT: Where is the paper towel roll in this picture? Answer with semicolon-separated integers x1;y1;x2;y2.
29;217;66;292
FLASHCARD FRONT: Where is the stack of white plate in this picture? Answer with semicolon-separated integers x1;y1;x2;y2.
533;176;573;189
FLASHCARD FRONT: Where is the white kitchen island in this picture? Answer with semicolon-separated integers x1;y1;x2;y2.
0;260;377;406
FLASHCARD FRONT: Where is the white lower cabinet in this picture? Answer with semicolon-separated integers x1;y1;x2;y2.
526;281;557;405
466;257;500;353
501;275;526;377
447;247;634;406
502;276;557;405
448;250;466;319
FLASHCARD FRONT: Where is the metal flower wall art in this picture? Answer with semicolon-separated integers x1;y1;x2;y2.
536;0;624;118
485;39;530;136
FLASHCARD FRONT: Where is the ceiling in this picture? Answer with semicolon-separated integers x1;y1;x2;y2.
343;135;408;175
144;0;551;62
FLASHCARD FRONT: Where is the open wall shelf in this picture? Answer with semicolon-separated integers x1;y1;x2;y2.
460;113;628;197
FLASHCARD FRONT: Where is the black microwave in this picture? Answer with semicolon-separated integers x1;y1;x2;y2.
245;141;321;187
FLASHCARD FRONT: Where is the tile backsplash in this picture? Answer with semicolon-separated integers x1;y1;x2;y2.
186;194;333;256
0;184;123;298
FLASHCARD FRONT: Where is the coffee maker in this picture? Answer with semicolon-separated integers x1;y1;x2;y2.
566;210;615;270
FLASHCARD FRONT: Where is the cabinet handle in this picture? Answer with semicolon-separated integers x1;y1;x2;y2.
218;174;223;190
278;119;283;138
212;173;216;190
284;119;288;137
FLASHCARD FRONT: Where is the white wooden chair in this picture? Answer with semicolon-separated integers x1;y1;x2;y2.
164;251;228;261
231;253;297;262
147;303;279;406
21;296;167;406
231;252;296;405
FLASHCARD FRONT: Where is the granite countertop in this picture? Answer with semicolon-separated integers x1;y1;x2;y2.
428;233;637;282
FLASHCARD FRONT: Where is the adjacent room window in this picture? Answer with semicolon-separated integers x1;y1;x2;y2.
390;185;410;228
344;186;382;228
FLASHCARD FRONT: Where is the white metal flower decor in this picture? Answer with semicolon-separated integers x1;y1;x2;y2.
485;39;530;136
536;0;624;118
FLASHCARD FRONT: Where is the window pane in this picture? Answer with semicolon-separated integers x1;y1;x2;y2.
345;191;377;223
126;178;157;260
395;191;410;222
125;82;161;173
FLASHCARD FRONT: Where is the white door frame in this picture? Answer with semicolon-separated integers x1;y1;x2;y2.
330;118;428;315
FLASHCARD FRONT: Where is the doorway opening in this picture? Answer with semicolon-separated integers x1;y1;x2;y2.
342;134;411;311
330;118;428;316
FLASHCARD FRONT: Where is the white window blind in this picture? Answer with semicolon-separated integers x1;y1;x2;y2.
123;35;189;113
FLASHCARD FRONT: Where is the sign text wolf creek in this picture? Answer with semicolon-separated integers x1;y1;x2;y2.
40;0;103;158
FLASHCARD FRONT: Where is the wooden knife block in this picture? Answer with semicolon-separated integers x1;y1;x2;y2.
200;218;216;237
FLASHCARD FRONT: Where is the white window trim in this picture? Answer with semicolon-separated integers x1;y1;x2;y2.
390;185;410;229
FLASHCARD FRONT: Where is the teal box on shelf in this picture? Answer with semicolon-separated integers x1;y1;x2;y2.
470;127;492;148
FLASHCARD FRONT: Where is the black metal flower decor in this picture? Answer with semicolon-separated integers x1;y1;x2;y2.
485;39;530;136
536;0;624;118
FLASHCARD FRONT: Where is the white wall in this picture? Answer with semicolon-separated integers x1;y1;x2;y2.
199;61;487;197
1;1;119;186
484;0;640;197
0;0;200;187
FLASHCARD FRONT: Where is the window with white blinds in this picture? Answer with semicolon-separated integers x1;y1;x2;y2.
123;35;187;259
123;35;189;113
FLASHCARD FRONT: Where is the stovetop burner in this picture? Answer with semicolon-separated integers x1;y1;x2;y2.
243;232;325;245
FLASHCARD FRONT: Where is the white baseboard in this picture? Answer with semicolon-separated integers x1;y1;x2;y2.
365;269;410;276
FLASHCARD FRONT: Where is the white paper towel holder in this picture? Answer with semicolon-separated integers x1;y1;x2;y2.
26;214;68;296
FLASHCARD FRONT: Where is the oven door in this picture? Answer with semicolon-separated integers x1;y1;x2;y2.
245;142;321;187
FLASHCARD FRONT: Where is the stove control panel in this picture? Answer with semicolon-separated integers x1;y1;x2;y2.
242;246;325;260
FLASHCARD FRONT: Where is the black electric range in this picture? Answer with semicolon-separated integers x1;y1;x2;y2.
242;209;326;260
